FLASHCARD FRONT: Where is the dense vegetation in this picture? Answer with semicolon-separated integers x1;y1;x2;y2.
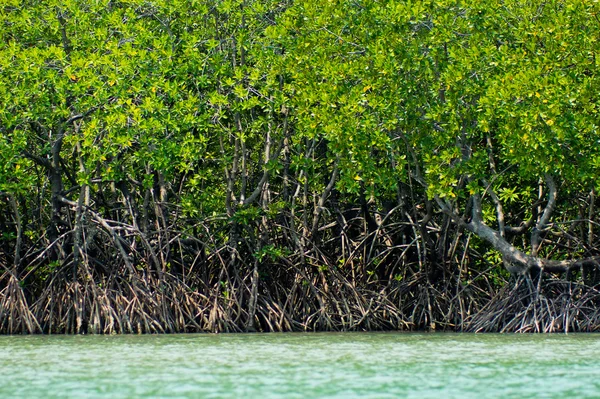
1;0;599;334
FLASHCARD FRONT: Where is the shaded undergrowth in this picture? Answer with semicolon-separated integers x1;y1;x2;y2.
2;194;599;334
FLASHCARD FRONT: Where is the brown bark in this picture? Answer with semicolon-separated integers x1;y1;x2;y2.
438;181;600;276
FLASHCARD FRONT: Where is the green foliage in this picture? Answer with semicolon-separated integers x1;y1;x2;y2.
253;244;289;262
1;0;600;314
270;0;600;201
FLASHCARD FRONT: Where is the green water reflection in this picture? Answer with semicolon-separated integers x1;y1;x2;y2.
0;332;598;398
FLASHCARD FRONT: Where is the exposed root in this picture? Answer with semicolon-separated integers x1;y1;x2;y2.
1;191;598;334
466;277;600;333
0;273;40;334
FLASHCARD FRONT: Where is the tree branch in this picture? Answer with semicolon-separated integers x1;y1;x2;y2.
22;150;51;169
242;138;284;206
531;173;557;256
311;162;339;237
482;179;505;237
462;188;596;275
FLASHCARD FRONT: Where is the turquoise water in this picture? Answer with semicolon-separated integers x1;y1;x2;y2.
0;332;599;398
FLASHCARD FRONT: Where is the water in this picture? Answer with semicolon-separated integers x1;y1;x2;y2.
0;332;599;398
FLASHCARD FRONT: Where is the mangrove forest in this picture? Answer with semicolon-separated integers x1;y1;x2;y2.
1;0;600;334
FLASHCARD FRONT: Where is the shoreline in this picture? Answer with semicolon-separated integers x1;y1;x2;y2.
1;274;598;335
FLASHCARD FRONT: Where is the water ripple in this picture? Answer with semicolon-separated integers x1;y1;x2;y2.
0;333;599;398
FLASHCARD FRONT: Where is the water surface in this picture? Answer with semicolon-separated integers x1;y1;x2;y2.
0;332;598;398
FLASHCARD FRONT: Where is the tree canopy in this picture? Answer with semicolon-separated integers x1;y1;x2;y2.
1;0;599;334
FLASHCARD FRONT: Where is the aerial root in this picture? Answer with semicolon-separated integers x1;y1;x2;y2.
465;278;600;333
